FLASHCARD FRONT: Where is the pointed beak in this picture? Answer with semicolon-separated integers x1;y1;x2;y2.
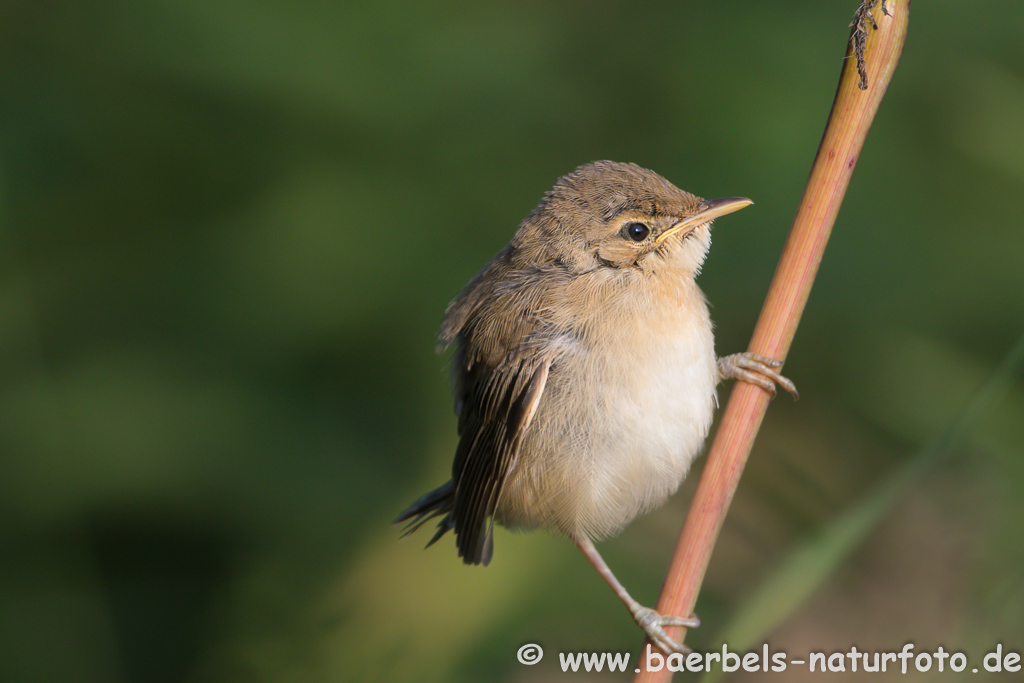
655;197;753;244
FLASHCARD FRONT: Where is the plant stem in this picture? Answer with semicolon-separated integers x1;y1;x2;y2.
634;2;910;679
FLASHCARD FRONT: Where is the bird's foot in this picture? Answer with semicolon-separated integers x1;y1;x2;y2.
631;606;700;655
718;352;798;399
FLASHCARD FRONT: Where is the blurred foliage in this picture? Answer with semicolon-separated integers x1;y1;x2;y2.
1;1;1022;682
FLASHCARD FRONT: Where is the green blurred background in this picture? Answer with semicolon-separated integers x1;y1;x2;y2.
2;1;1023;681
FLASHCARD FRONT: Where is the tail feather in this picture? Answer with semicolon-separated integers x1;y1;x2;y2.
395;481;455;547
397;480;495;564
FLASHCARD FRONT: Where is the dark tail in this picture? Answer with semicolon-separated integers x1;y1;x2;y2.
394;480;456;549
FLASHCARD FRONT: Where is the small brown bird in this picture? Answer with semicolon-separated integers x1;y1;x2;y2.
396;161;794;653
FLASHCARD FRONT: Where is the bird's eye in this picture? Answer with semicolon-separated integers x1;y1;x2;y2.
624;222;650;242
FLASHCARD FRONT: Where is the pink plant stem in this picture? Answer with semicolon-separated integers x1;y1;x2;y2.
635;2;909;680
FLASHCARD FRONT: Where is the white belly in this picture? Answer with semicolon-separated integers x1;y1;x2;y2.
496;276;718;540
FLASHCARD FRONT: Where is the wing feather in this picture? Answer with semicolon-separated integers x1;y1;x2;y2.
436;253;562;565
451;355;549;565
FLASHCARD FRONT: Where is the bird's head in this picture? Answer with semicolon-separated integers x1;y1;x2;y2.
513;161;751;278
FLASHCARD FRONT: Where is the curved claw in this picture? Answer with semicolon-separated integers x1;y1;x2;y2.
631;606;700;655
718;352;799;400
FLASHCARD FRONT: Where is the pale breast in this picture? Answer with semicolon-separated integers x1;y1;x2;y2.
496;271;718;540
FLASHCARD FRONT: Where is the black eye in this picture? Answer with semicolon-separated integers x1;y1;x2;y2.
624;222;650;242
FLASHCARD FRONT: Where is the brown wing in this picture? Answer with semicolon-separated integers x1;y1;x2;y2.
449;354;548;565
440;251;556;565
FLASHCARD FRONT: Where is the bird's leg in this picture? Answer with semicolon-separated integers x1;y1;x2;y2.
575;536;699;655
717;352;798;399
